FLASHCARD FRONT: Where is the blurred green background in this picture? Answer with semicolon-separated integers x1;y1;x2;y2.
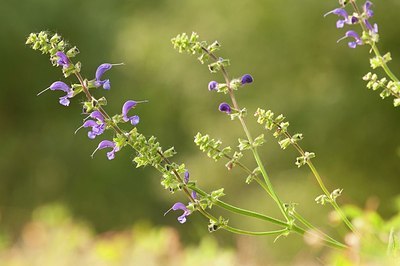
0;0;399;264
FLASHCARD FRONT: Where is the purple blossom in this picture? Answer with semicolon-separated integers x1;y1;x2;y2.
56;51;69;68
363;1;374;18
191;191;197;199
91;140;120;160
122;100;140;126
337;30;363;48
364;19;378;34
164;202;191;224
37;81;74;106
218;102;232;114
184;170;190;184
208;81;218;91
241;74;253;85
78;111;106;139
94;63;123;90
324;8;350;28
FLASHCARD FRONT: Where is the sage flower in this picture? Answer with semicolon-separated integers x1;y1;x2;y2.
337;30;363;48
94;63;123;90
37;81;74;106
122;100;140;126
164;202;191;224
78;111;106;139
208;81;218;91
241;74;253;85
91;140;120;160
363;1;374;18
219;102;232;114
184;170;190;184
56;51;69;68
324;8;350;28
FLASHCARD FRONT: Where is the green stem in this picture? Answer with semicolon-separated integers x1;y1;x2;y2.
307;161;356;233
189;185;347;249
189;185;287;227
252;148;290;222
370;43;400;85
273;124;356;233
223;226;288;236
202;47;290;222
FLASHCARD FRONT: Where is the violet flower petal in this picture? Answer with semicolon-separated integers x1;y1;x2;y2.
90;111;105;122
208;81;218;91
56;51;69;68
49;81;71;93
184;170;190;184
241;74;253;84
219;103;232;114
122;100;140;125
95;64;113;81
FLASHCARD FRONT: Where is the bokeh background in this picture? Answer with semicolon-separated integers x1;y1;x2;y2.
0;0;399;264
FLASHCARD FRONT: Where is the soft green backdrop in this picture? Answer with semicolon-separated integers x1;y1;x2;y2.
0;0;399;262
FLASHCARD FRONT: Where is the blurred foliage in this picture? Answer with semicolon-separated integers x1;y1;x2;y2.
0;204;239;266
1;204;400;265
0;0;399;263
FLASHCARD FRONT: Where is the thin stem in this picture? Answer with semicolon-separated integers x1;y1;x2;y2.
189;184;347;249
307;161;356;233
202;47;290;222
71;53;345;249
223;226;288;236
272;122;356;233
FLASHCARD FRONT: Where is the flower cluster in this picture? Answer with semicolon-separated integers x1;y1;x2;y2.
325;1;378;48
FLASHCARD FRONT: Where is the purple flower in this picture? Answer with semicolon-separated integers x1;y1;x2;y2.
324;8;350;28
94;63;123;90
91;140;120;160
241;74;253;85
164;202;191;224
77;111;106;139
122;100;140;126
364;20;378;34
184;170;190;184
56;51;69;68
191;191;197;199
337;30;363;48
208;81;218;91
218;102;232;114
363;1;374;18
37;81;74;106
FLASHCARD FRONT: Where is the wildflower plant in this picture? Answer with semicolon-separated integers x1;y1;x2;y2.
325;0;400;107
26;0;400;262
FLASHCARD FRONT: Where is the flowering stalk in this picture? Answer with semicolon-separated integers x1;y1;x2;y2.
254;109;356;233
27;31;330;244
200;44;291;223
171;32;350;248
325;0;400;107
